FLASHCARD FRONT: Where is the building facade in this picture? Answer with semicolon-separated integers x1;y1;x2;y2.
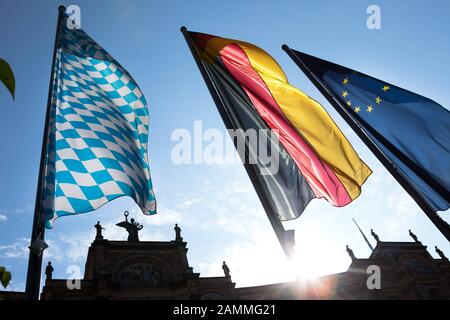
37;225;450;300
1;223;449;300
41;236;236;300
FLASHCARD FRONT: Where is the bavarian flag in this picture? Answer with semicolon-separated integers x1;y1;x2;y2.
286;49;450;212
187;31;371;220
42;13;156;227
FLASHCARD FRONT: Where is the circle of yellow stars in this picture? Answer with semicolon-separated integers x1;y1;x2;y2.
342;77;389;114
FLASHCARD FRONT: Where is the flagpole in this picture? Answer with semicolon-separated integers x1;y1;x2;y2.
282;44;450;243
180;27;294;259
352;218;374;251
25;6;65;300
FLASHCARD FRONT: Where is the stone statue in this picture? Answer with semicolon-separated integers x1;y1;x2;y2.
371;229;380;243
116;211;143;242
346;245;356;261
174;223;183;242
222;261;231;278
409;229;419;243
95;221;105;240
435;246;448;260
45;261;54;280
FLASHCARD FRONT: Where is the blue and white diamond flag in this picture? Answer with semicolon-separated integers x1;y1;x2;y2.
42;16;156;227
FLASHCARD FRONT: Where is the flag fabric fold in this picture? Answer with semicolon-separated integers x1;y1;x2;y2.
287;49;450;211
42;15;156;227
188;32;371;220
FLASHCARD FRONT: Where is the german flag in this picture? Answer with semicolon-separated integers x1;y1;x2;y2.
185;30;372;221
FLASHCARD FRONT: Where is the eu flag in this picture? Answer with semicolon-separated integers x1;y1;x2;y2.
287;50;450;212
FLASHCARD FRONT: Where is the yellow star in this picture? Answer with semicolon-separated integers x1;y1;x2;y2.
354;106;361;113
382;85;390;92
375;96;381;104
367;105;373;113
343;78;349;85
342;91;348;98
346;100;352;107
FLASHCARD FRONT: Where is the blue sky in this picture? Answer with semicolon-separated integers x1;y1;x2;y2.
0;0;449;291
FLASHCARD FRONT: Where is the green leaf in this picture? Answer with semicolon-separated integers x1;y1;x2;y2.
0;266;11;288
1;271;11;288
0;58;15;100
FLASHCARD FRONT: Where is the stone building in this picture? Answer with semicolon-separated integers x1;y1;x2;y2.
37;223;450;300
1;220;449;300
41;230;235;300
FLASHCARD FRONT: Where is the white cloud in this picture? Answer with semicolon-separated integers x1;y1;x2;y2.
0;205;32;220
0;237;64;263
139;205;184;227
0;238;29;259
55;230;93;263
15;204;32;214
43;239;64;263
384;192;419;235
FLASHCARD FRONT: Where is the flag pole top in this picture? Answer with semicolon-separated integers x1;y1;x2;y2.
180;26;187;33
281;44;289;51
58;5;66;13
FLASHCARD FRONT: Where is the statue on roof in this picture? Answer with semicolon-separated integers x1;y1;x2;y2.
435;246;447;260
371;229;380;243
174;224;183;242
409;229;419;243
45;261;54;280
116;211;143;242
222;261;231;279
95;221;105;240
346;245;356;261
